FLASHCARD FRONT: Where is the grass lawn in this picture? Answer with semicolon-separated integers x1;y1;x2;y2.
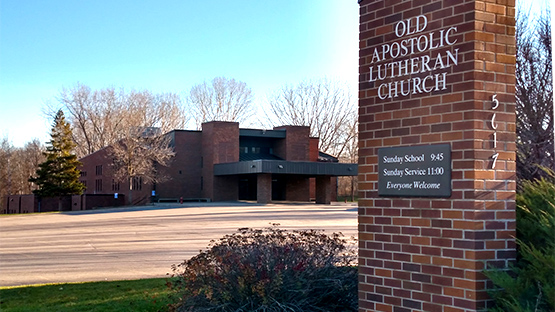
0;278;176;312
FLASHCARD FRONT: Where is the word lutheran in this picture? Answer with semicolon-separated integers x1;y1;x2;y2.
368;15;459;100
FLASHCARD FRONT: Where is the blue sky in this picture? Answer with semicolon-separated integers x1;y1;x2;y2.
0;1;359;146
0;1;549;147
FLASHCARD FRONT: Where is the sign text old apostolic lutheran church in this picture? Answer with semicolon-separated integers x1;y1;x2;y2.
368;15;460;100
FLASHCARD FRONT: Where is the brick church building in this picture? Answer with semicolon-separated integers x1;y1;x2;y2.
78;121;357;205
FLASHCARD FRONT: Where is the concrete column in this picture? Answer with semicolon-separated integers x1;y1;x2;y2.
315;176;332;204
257;174;272;204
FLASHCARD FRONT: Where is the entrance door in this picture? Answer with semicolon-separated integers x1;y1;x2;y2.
238;174;257;200
272;175;286;200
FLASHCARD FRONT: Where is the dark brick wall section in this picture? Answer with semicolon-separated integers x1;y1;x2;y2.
309;137;319;161
257;173;272;204
71;194;125;210
285;175;310;201
201;121;240;200
79;146;150;204
274;126;311;161
2;195;36;214
315;176;332;204
358;0;516;311
158;130;203;199
2;194;125;213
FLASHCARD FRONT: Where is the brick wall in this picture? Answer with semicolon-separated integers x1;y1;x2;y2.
201;121;240;200
257;173;272;204
79;147;112;195
79;147;150;204
158;130;203;199
358;1;516;311
71;194;126;210
285;175;310;201
2;195;36;214
274;126;311;161
39;196;72;212
309;137;319;161
2;194;126;213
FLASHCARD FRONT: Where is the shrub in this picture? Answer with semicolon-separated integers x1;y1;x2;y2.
170;226;357;312
516;177;555;249
485;177;555;312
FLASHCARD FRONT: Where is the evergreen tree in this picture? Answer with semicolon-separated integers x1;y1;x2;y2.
29;110;85;197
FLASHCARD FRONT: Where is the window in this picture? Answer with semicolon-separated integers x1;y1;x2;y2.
132;177;143;191
241;146;261;154
95;165;103;176
80;171;87;177
95;179;102;192
111;179;120;192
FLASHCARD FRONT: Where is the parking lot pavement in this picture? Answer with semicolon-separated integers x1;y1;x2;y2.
0;202;357;287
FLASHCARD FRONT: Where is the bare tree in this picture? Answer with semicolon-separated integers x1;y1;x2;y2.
264;78;357;159
47;83;188;158
42;84;186;201
337;120;359;201
516;4;554;181
109;128;175;204
13;139;45;195
0;137;45;209
188;77;254;129
46;84;123;157
0;136;14;209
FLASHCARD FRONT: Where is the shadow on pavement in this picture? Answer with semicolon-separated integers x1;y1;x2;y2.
60;201;358;216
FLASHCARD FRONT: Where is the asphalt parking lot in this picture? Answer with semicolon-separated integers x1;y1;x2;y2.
0;202;357;287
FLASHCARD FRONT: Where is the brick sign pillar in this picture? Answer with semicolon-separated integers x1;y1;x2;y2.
358;1;516;311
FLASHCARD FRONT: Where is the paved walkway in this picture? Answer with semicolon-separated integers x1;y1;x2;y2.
0;202;357;287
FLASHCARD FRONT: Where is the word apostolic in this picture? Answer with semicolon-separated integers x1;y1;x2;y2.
368;15;459;100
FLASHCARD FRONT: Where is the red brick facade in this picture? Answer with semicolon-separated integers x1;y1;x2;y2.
358;1;516;311
274;126;311;161
2;195;37;214
201;122;240;201
79;146;152;205
1;194;125;213
76;121;352;205
161;130;203;199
